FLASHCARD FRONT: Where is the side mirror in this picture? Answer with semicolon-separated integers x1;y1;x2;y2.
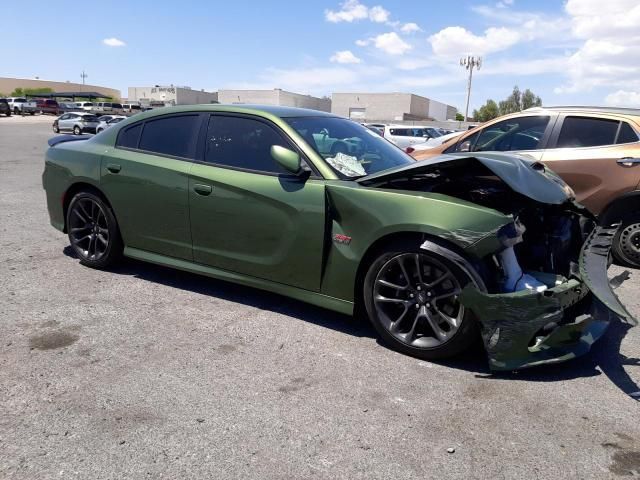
271;145;302;175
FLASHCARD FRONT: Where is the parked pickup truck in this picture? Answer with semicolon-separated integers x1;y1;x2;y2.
6;97;37;115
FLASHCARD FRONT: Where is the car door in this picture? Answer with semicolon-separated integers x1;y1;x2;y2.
188;113;326;291
540;115;640;214
59;113;74;131
100;113;203;260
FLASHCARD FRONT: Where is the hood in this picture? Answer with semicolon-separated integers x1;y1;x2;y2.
358;152;575;205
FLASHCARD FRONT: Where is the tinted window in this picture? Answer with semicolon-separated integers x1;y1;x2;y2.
138;115;199;158
448;130;481;153
617;122;639;144
473;116;549;152
116;123;143;148
205;116;289;174
557;117;619;148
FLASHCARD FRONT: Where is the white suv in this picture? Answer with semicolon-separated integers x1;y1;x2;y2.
383;125;442;149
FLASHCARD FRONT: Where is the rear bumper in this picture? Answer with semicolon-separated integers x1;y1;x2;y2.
460;226;635;371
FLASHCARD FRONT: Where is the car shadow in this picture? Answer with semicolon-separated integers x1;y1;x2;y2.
63;246;372;339
63;246;639;401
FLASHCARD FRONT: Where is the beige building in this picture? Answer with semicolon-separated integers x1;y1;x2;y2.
331;92;457;122
0;77;120;99
218;88;331;112
128;86;218;106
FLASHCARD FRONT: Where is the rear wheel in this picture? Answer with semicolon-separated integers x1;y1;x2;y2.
363;243;479;360
73;125;81;135
66;191;122;269
13;107;19;115
613;213;640;268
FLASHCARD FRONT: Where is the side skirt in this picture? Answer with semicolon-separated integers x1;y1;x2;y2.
124;247;355;316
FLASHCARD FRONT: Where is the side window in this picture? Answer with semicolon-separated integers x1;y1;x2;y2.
617;122;639;144
556;117;619;148
116;123;143;149
138;115;200;158
448;130;481;153
204;115;290;174
473;116;550;152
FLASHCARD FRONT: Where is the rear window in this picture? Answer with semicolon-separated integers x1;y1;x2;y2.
137;115;200;158
112;103;123;109
83;102;93;107
116;123;143;148
557;117;619;148
617;122;639;144
82;115;99;122
46;100;58;106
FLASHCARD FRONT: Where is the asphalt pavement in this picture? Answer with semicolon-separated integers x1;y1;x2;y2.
1;116;639;479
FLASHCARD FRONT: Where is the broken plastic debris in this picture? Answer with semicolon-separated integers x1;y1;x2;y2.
326;152;366;177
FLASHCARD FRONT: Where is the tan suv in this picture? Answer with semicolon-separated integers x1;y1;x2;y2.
412;106;640;267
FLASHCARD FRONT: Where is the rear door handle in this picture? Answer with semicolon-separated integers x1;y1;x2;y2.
193;184;213;196
106;163;121;173
618;157;640;167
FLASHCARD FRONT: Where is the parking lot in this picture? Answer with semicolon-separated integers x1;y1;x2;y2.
1;116;639;479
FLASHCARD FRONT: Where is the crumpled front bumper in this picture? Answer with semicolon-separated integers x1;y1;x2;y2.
460;226;636;371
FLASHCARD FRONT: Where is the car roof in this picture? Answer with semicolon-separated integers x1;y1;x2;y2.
525;106;640;117
131;104;338;119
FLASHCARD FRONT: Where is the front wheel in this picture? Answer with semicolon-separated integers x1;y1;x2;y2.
612;213;640;268
66;191;123;269
13;107;19;115
53;124;60;133
363;244;479;360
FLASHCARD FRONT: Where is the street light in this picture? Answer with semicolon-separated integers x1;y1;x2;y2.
460;56;482;121
80;70;88;91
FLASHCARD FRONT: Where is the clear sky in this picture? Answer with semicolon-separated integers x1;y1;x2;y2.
4;0;639;111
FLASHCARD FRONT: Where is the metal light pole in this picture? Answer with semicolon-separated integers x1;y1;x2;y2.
460;56;482;121
80;70;88;90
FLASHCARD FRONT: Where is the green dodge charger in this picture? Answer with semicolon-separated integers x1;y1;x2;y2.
42;105;634;370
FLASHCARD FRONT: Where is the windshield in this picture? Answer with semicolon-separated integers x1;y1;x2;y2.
285;117;413;178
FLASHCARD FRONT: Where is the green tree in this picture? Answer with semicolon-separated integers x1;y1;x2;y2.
10;87;24;96
474;99;500;122
521;88;542;110
10;87;54;97
455;112;465;121
498;85;522;115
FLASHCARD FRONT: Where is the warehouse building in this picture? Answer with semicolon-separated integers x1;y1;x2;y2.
218;88;331;112
331;92;457;122
0;76;120;100
127;85;218;107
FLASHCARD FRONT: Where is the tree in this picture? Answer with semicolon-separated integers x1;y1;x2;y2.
474;99;500;122
521;88;542;110
10;87;53;97
455;112;464;121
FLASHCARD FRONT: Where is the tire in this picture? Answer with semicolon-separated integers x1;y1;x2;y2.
13;107;19;115
53;124;60;133
612;213;640;268
66;191;123;269
363;241;479;360
6;111;10;117
73;125;81;135
30;111;35;116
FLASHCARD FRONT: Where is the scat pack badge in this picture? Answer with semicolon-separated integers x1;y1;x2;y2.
332;233;352;245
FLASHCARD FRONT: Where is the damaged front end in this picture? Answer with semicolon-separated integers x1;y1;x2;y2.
362;153;636;370
460;224;633;371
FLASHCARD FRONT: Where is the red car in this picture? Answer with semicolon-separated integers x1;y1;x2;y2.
34;99;61;115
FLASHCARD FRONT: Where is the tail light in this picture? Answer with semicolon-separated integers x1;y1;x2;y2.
405;147;415;154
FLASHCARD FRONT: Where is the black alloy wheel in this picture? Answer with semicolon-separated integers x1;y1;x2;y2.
67;192;122;268
613;214;640;268
364;246;479;360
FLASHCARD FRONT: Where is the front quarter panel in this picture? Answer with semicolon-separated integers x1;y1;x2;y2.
320;182;512;302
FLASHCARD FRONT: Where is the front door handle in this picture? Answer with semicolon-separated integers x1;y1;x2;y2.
106;163;121;173
618;157;640;167
193;184;213;196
